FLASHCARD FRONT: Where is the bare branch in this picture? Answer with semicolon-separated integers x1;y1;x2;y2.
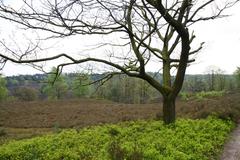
0;0;238;123
189;42;204;55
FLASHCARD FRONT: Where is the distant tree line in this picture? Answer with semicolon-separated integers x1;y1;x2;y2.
1;67;240;103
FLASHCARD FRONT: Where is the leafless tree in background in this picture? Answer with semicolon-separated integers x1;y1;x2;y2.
0;0;238;124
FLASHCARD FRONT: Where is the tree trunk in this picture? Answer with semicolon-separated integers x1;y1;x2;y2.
162;97;176;124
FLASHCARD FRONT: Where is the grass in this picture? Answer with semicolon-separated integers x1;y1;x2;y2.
0;116;234;160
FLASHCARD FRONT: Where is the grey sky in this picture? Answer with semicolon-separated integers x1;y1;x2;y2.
0;0;240;76
187;3;240;74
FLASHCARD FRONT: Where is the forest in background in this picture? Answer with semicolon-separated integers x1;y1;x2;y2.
1;67;240;104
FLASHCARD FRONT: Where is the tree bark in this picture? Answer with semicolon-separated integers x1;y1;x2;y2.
162;96;176;124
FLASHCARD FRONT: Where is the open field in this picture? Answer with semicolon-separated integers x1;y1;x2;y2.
0;99;160;128
0;91;240;144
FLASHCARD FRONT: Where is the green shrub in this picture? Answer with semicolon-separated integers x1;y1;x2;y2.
180;91;225;101
195;91;225;100
0;117;234;160
52;122;61;133
179;92;193;101
13;87;38;101
0;128;6;137
0;76;8;102
107;139;126;160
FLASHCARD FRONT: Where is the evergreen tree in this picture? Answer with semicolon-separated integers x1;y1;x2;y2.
72;74;91;98
0;75;8;101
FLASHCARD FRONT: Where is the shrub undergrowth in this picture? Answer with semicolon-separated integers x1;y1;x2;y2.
180;91;225;101
0;117;234;160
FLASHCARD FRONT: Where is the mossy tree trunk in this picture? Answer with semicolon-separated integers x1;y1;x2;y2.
163;96;176;124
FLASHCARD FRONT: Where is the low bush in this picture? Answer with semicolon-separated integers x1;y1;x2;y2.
13;87;39;101
195;91;225;100
0;117;234;160
179;92;193;101
0;128;6;137
180;91;225;101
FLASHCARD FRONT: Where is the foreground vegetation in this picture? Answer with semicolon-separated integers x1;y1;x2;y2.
0;117;234;160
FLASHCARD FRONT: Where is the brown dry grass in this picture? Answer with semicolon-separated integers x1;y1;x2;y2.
0;91;240;144
0;99;160;128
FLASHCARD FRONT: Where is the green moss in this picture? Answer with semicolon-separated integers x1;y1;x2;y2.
0;117;234;160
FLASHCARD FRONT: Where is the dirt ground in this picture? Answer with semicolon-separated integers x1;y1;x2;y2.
0;92;240;144
220;124;240;160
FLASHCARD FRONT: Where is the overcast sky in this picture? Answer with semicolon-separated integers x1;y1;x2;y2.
187;2;240;74
0;1;240;76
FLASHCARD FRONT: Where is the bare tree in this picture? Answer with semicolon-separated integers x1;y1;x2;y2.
0;0;238;124
204;66;226;91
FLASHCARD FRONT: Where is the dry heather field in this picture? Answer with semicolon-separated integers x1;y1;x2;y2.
0;92;240;144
